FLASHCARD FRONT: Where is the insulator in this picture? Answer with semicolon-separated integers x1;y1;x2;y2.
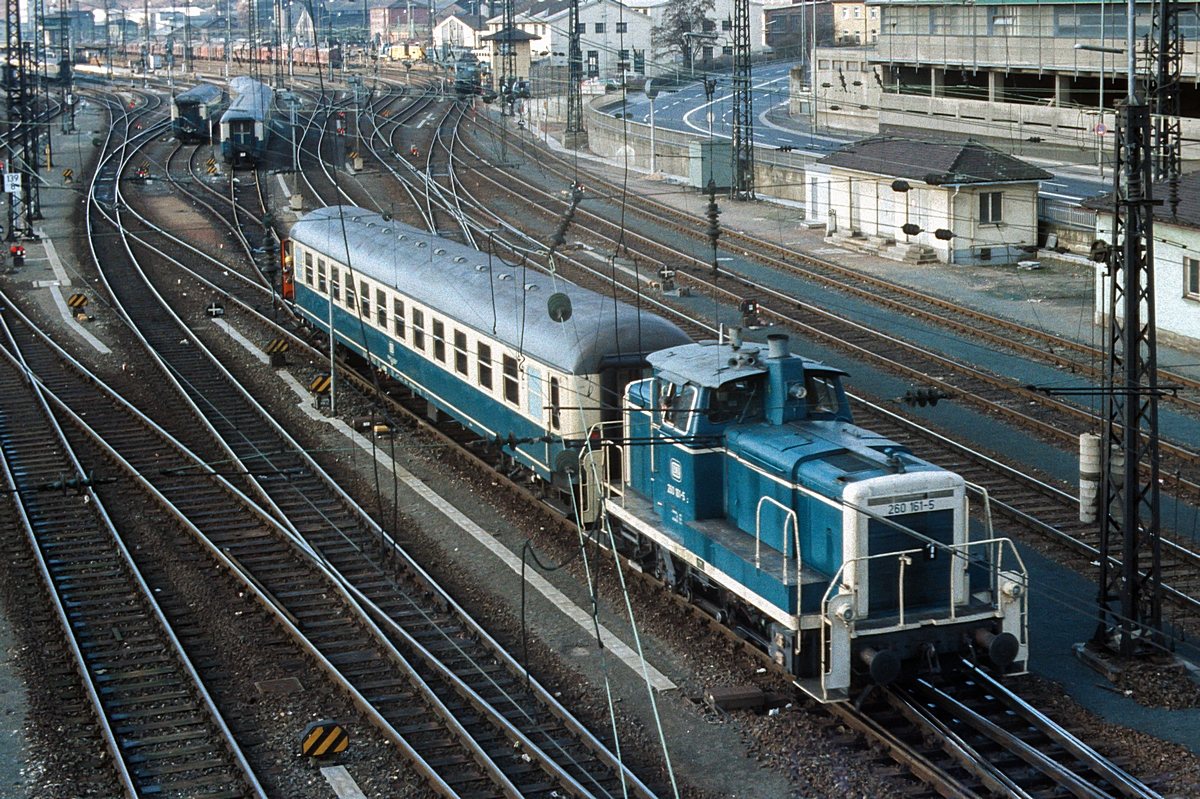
547;291;572;322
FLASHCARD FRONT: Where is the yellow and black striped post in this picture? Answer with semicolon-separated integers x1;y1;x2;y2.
265;338;289;367
310;375;332;394
67;294;88;309
62;168;73;185
300;719;348;759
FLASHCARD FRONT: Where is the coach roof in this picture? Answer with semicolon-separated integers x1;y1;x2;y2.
174;83;224;104
288;206;692;374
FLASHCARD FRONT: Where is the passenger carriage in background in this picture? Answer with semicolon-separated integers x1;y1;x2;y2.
283;206;1029;701
171;84;228;143
219;77;275;167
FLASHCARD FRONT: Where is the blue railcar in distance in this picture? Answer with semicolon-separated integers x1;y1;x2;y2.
171;83;228;143
219;77;274;167
284;206;1029;703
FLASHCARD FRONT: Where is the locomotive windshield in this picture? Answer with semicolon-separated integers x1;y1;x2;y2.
706;377;763;424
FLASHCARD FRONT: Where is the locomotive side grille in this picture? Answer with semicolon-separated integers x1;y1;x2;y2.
866;509;954;616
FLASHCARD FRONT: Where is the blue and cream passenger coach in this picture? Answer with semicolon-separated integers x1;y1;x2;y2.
285;206;691;495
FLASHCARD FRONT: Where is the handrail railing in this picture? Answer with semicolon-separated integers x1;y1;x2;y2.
755;495;802;583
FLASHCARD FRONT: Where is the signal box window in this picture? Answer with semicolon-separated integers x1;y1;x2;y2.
360;281;370;317
412;308;425;350
454;330;468;374
433;319;446;362
706;378;762;424
317;259;327;293
979;191;1002;224
304;252;314;285
477;343;493;389
376;290;387;326
503;355;519;405
345;272;355;307
393;298;405;338
1186;257;1200;300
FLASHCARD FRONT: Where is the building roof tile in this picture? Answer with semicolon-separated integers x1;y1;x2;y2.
819;135;1053;185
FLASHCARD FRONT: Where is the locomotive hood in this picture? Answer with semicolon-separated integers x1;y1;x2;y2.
727;420;935;499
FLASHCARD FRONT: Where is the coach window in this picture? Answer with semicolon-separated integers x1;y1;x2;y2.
503;355;519;405
345;272;355;307
304;252;314;285
376;290;387;326
433;320;446;362
317;258;327;293
477;343;493;389
453;330;468;374
330;264;339;300
393;298;405;339
549;376;561;430
360;281;370;317
412;308;425;350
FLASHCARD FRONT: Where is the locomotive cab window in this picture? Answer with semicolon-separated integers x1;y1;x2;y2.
661;382;697;431
706;377;763;424
805;372;842;418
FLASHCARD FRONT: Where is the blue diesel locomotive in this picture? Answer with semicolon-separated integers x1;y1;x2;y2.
284;207;1028;701
171;83;228;143
220;77;275;167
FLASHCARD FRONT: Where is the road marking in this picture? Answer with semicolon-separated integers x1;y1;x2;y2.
276;173;292;198
269;368;677;692
321;766;368;799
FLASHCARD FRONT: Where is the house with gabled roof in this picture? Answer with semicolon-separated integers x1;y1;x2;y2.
806;135;1052;266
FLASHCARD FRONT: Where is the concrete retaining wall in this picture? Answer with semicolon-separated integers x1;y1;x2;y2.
584;95;817;205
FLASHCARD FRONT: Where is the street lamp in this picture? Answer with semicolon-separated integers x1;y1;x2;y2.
1075;42;1126;179
681;31;717;80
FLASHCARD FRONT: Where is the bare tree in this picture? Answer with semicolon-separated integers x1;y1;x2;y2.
651;0;714;66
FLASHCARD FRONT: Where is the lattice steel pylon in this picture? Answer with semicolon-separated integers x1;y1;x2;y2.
5;0;40;240
1148;0;1181;217
1095;27;1163;658
564;0;584;145
500;0;516;113
731;0;754;199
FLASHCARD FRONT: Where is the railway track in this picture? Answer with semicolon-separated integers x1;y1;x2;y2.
0;313;264;799
73;86;668;799
77;82;1190;796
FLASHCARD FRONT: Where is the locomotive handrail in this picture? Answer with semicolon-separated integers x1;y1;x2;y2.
754;496;801;583
815;536;1029;699
963;481;996;540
